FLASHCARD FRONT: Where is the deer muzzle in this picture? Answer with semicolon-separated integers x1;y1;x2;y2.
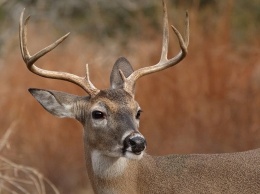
123;133;146;155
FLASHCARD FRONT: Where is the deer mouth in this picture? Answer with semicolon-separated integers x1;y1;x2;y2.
122;148;142;156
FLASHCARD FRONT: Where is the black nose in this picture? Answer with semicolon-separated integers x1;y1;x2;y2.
129;136;146;154
124;134;146;155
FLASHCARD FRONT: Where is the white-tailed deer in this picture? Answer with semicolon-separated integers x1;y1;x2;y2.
20;1;260;193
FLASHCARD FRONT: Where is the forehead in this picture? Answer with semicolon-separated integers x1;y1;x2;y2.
91;89;138;110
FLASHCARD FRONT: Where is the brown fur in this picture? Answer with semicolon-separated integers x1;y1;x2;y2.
87;148;260;193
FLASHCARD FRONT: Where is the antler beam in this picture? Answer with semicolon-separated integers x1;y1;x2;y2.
19;9;99;96
121;0;189;94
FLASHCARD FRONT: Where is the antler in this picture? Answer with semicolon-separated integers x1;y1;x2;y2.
19;9;99;96
121;0;189;94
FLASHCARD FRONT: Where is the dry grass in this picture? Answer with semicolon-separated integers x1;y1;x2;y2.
0;124;60;194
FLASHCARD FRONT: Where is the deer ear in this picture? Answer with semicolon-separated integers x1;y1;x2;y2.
110;57;134;90
28;88;83;119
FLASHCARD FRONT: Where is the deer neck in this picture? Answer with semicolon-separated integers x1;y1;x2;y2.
90;150;129;179
84;142;141;193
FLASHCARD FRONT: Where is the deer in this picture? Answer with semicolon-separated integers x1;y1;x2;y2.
19;1;260;193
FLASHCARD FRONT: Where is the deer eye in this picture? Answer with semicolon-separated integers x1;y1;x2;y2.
92;111;105;119
136;110;142;120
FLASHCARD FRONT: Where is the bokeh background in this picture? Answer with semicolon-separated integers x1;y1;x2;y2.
0;0;260;193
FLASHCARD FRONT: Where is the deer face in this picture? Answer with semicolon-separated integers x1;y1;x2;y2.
29;87;146;160
28;57;149;160
82;89;146;160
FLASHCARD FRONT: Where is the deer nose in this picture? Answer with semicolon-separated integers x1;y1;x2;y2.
123;133;146;155
129;136;146;154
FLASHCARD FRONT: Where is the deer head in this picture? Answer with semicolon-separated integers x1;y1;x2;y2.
19;0;189;161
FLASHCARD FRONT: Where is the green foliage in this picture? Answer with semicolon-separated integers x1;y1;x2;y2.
0;0;259;45
232;0;260;43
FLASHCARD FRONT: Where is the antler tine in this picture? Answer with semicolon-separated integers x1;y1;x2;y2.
123;0;189;94
160;0;169;62
19;9;99;96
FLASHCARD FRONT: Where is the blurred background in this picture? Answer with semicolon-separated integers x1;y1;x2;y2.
0;0;259;193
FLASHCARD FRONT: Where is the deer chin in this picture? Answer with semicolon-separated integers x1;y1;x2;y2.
122;147;145;160
123;150;145;160
97;146;144;160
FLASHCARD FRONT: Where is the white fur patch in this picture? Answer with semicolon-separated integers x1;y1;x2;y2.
125;150;144;160
91;150;128;179
63;103;73;110
130;133;144;139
